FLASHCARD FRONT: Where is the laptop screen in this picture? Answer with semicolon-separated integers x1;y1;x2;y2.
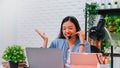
25;48;64;68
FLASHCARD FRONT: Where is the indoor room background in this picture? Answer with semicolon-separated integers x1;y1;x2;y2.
0;0;116;63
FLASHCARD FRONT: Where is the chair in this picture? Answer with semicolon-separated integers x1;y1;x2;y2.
91;45;101;53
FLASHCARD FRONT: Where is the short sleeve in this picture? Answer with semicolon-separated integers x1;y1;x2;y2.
84;40;91;53
49;41;56;48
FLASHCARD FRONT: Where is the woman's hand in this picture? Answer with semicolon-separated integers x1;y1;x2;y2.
35;29;48;48
35;29;48;41
76;30;85;52
76;30;85;44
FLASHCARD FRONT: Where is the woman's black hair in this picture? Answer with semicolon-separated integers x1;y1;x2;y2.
58;16;81;38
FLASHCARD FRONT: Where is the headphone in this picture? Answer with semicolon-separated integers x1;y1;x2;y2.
89;18;106;41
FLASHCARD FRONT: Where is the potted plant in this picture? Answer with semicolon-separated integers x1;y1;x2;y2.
101;3;105;9
114;1;118;5
114;1;118;8
108;3;111;5
104;15;114;32
2;45;26;68
85;2;99;29
101;3;105;5
113;16;120;34
105;15;120;34
107;3;112;9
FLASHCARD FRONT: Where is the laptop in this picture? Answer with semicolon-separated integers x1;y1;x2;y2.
70;53;103;68
25;48;64;68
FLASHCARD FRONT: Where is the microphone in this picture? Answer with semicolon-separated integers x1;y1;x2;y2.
68;33;77;39
68;36;72;39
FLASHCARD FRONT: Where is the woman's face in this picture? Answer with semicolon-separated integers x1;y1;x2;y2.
62;21;76;39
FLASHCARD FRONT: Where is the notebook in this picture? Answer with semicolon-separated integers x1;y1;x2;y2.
25;48;64;68
70;53;103;68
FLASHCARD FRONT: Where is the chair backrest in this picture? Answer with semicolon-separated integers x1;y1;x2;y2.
91;45;101;53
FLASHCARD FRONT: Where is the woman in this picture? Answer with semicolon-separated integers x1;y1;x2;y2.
35;16;91;68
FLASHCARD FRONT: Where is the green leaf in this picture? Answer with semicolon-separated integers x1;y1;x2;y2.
2;45;26;63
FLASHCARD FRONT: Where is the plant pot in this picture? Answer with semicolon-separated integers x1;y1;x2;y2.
9;61;18;68
107;28;115;32
101;5;105;9
113;4;118;8
107;5;112;9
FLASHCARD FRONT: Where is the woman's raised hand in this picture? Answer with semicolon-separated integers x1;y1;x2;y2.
35;29;48;48
35;29;48;41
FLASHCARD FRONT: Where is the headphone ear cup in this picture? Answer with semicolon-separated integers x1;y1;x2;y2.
97;28;106;41
97;18;105;31
89;26;97;40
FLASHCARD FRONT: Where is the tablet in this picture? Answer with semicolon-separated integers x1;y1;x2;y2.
70;53;102;68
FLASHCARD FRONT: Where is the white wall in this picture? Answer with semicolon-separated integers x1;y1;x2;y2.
0;0;20;62
0;0;97;62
